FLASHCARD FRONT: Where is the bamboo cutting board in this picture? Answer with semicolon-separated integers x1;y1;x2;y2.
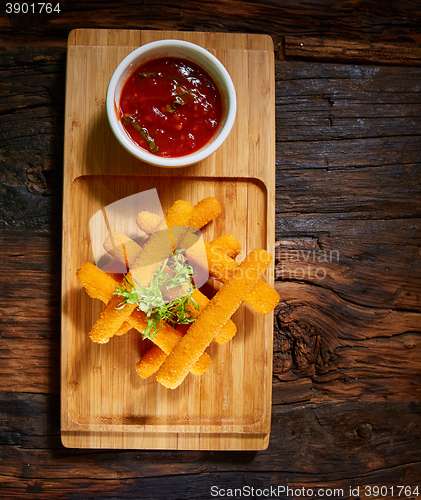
61;29;275;450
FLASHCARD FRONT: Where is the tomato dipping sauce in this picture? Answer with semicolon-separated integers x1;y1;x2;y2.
118;57;223;158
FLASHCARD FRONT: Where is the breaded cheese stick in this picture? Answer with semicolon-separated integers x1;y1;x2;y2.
189;289;237;344
114;321;133;336
208;234;241;259
179;232;279;314
77;261;142;338
136;196;221;235
156;249;272;389
76;262;211;371
131;200;194;286
136;198;203;236
136;341;211;379
206;243;280;315
103;231;142;269
180;230;278;320
243;279;281;315
188;196;221;229
136;345;168;379
126;309;211;371
136;211;161;235
135;286;238;379
89;290;138;344
76;261;119;303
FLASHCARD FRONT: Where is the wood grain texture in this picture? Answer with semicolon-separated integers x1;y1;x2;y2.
284;36;421;65
61;29;275;450
1;0;421;51
272;57;421;407
1;390;421;498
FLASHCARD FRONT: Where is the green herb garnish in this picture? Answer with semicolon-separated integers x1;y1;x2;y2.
114;250;200;340
166;95;186;114
122;116;159;153
176;86;190;97
137;72;159;78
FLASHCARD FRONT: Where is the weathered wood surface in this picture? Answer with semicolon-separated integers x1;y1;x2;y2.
1;0;421;498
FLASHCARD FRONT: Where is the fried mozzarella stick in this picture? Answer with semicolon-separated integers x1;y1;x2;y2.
136;341;211;379
207;234;241;259
204;242;280;315
136;214;279;315
131;200;194;286
103;231;142;270
76;262;211;373
88;280;138;344
77;261;120;303
136;323;235;378
136;196;221;235
135;211;162;235
189;289;237;344
135;286;237;377
188;196;221;229
136;345;168;379
88;200;195;343
135;286;237;379
100;230;237;343
135;197;202;237
182;235;279;315
128;308;211;374
156;249;272;389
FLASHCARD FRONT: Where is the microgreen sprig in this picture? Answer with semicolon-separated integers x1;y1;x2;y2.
114;250;200;340
122;116;159;153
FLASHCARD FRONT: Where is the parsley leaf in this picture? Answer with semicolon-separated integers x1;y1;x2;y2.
114;250;199;340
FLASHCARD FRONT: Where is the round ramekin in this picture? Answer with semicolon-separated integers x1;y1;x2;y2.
106;39;237;168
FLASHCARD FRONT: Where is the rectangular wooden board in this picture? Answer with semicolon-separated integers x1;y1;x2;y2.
61;29;275;450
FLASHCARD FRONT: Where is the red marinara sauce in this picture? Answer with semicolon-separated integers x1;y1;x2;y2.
118;57;223;157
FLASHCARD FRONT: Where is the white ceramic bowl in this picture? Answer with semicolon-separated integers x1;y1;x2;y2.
106;39;236;168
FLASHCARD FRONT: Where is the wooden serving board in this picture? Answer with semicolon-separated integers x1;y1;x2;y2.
61;29;275;450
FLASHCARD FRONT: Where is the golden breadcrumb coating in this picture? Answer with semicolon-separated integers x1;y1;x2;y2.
244;279;280;315
188;196;221;229
76;261;118;302
156;249;272;389
76;262;212;371
205;243;280;315
189;289;237;344
136;196;221;235
209;233;241;258
103;231;142;269
136;345;169;379
136;211;162;234
89;292;137;344
136;342;211;378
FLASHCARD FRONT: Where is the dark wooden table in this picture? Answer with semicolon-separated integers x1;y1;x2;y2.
1;1;421;499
